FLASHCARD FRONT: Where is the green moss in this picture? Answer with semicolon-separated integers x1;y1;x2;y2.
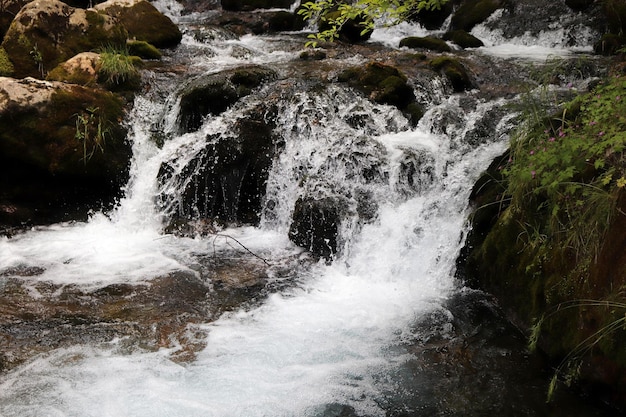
127;40;161;60
0;46;14;76
399;36;451;52
443;30;484;48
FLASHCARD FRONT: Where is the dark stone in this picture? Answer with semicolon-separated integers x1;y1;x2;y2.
159;104;280;224
430;56;474;92
410;1;454;30
319;10;372;44
177;65;278;133
288;196;341;260
443;30;484;48
451;0;503;32
564;0;594;11
399;36;452;52
267;10;307;32
594;33;626;55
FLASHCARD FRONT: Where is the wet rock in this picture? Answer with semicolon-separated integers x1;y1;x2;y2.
399;36;452;53
159;103;280;224
338;62;423;126
443;30;484;49
289;196;342;260
94;0;182;48
267;10;307;32
177;65;278;133
430;56;474;92
1;0;128;79
0;77;131;226
451;0;503;32
565;0;595;11
410;1;454;30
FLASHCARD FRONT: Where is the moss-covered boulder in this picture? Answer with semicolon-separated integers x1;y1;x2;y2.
47;52;101;86
443;30;484;49
430;56;474;92
220;0;294;11
1;0;128;79
399;36;451;52
451;0;503;32
0;77;131;225
127;40;162;60
94;0;182;48
338;62;423;125
177;65;278;133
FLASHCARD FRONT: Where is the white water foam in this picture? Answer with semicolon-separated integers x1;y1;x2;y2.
0;85;509;415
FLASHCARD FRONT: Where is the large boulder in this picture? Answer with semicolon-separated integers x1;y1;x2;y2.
158;104;280;225
1;0;128;79
0;77;131;226
46;52;101;86
94;0;182;48
450;0;503;32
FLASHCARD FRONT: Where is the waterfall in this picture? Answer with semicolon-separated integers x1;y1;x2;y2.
0;4;606;415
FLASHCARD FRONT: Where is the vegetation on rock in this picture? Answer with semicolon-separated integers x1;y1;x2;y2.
464;73;626;405
0;46;14;76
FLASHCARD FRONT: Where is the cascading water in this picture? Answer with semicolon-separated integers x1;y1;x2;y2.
0;4;614;416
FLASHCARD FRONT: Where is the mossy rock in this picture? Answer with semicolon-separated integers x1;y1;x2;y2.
221;0;294;11
430;56;474;92
127;40;162;60
451;0;503;32
95;0;182;48
399;36;451;52
47;52;100;86
1;0;127;79
594;33;626;56
177;65;278;133
443;30;484;49
337;62;422;125
0;78;131;223
0;47;14;77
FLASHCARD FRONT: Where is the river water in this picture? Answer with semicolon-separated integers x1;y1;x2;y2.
0;3;616;416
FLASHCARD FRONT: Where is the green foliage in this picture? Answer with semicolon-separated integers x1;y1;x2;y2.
0;47;14;76
298;0;448;47
503;75;626;263
97;44;141;90
74;106;111;164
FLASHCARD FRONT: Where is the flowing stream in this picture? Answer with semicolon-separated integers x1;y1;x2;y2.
0;4;615;416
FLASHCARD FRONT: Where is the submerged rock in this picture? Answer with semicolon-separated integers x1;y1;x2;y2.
399;36;452;52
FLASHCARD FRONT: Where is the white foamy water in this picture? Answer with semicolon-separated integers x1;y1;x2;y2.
0;73;510;415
